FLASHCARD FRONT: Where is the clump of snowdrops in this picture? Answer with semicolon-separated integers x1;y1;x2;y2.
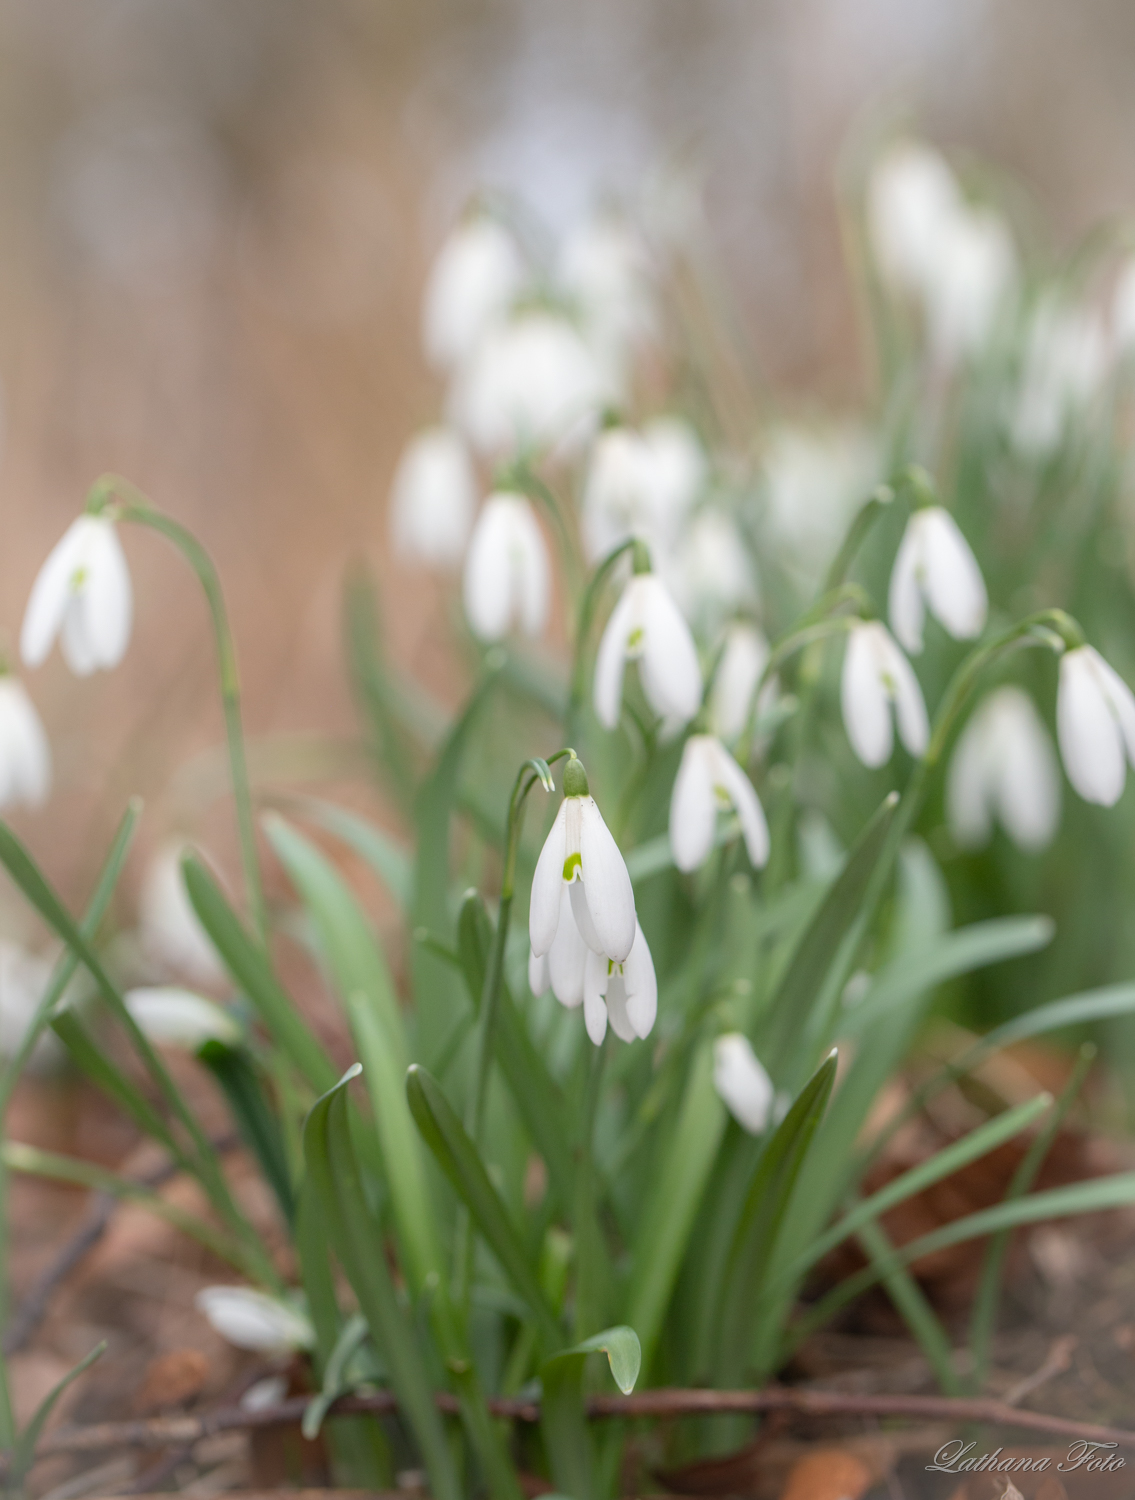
2;138;1135;1497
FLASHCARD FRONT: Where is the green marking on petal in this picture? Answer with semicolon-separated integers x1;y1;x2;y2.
563;852;582;881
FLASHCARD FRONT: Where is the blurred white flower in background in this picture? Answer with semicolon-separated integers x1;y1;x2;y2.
1056;645;1135;806
762;425;878;582
665;509;756;629
581;417;706;566
125;987;240;1049
449;311;611;456
947;687;1061;851
21;515;133;676
582;919;657;1045
709;622;774;743
868;142;962;299
923;207;1016;367
422;214;524;372
594;571;702;730
139;841;226;989
196;1287;314;1355
558;215;656;385
389;426;477;568
1111;257;1135;353
669;734;769;872
1010;302;1110;457
888;505;987;654
841;621;929;768
0;941;60;1073
0;678;51;811
713;1033;774;1134
462;493;550;641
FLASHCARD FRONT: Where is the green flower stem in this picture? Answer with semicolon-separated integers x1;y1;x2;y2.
91;476;269;949
567;539;635;737
573;1033;610;1340
821;483;895;595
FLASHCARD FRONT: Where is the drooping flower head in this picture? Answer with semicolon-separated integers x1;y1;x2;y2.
139;841;226;989
581;418;705;566
21;513;133;676
422;214;524;372
709;622;773;744
0;675;50;810
462;492;550;642
389;426;477;568
125;987;241;1050
1056;645;1135;806
196;1286;314;1355
713;1033;774;1134
888;504;987;655
670;734;769;874
840;621;929;769
594;553;702;731
947;686;1060;851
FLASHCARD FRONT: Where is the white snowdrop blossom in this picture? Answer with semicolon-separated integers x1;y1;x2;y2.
868;142;962;298
0;677;50;810
581;419;705;565
922;207;1016;367
1056;645;1135;806
888;506;987;654
762;426;878;580
709;623;773;743
196;1287;314;1355
139;841;226;988
450;312;610;457
0;941;60;1074
713;1033;774;1134
528;884;588;1009
642;417;707;537
841;621;929;769
594;572;702;731
462;493;550;642
558;217;655;382
1011;304;1110;458
670;734;769;873
125;987;241;1049
947;687;1061;851
529;759;636;969
666;509;756;627
422;216;524;372
389;427;477;567
582;920;657;1045
1112;257;1135;353
21;515;133;676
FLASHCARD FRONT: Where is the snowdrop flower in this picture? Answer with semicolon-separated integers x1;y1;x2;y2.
841;621;929;768
947;687;1060;851
462;492;550;641
594;569;702;730
762;426;878;581
196;1287;314;1355
529;755;635;969
1011;304;1110;458
125;987;240;1049
0;677;50;810
670;734;769;873
21;514;133;676
528;883;588;1008
581;418;706;565
449;311;611;457
709;623;773;743
582;920;657;1045
868;142;961;298
422;215;524;372
713;1033;774;1134
643;417;707;535
139;841;225;988
558;216;655;383
666;509;756;628
1112;257;1135;353
389;427;477;567
888;506;987;654
1056;645;1135;806
923;207;1016;366
0;941;60;1073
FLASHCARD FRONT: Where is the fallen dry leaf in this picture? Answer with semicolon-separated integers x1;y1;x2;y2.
778;1447;875;1500
132;1346;210;1413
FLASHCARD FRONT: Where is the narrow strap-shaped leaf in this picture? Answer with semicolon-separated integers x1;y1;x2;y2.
540;1327;641;1500
718;1050;838;1382
7;1340;106;1490
198;1041;296;1226
626;1040;727;1376
280;795;413;910
49;1010;183;1161
343;565;422;805
761;795;898;1072
303;1068;460;1500
182;854;338;1094
855;1216;961;1393
406;1065;561;1348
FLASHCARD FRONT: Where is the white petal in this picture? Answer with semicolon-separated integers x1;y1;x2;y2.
514;502;552;637
946;710;995;848
20;520;93;669
669;736;716;873
841;624;892;768
0;680;50;809
1058;649;1125;805
713;1033;774;1134
547;886;587;1007
883;633;930;757
888;519;926;654
529;802;567;957
126;987;240;1048
712;740;770;869
593;584;635;729
993;691;1061;851
422;217;523;372
195;1287;313;1354
528;946;549;996
604;973;637;1042
139;841;226;987
637;576;702;723
710;624;769;742
621;922;657;1039
921;509;987;641
578;798;636;963
82;519;133;668
463;496;515;641
569;875;605;954
582;951;609;1045
390;428;476;567
1086;648;1135;769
